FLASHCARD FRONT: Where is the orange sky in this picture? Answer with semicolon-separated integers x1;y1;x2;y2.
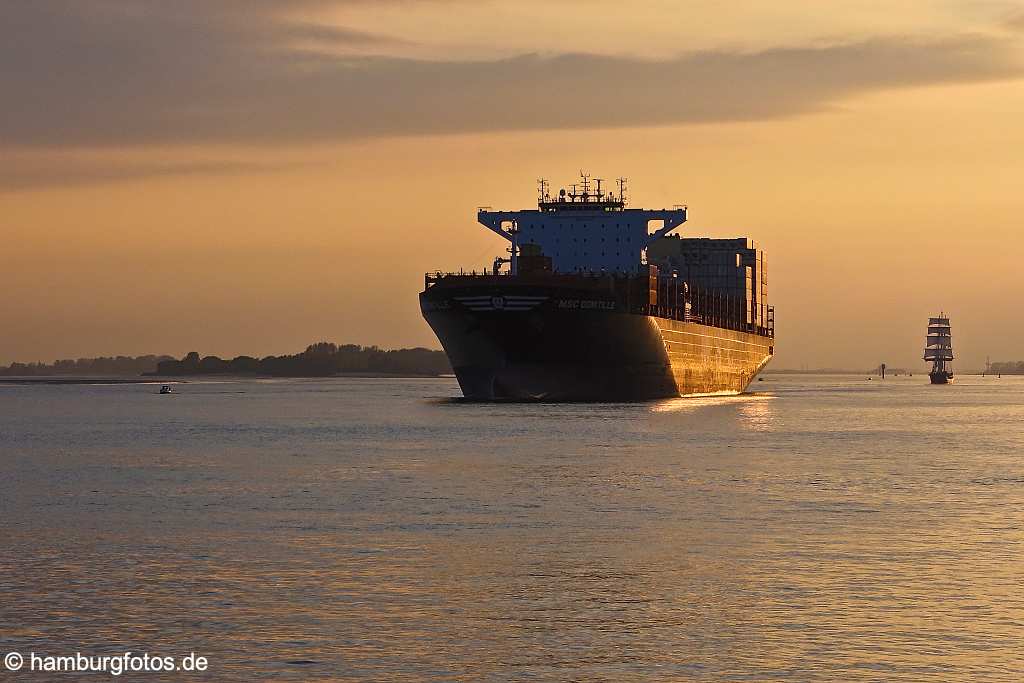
2;1;1024;370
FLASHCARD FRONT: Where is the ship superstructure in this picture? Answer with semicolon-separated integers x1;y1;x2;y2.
477;175;686;275
924;314;954;384
420;174;775;401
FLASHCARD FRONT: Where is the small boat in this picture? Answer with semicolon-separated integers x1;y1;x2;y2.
159;385;173;394
924;314;954;384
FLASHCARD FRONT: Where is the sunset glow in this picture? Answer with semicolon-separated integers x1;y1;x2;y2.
3;1;1023;370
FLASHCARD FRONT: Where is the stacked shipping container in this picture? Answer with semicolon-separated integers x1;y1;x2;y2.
647;236;769;331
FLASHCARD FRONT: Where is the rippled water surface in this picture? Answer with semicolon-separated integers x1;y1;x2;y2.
2;375;1023;681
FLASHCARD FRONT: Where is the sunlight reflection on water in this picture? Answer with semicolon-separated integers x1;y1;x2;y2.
650;390;775;413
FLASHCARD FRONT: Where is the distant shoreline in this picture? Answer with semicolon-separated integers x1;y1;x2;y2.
0;373;456;385
1;342;452;379
763;370;1001;376
762;369;897;375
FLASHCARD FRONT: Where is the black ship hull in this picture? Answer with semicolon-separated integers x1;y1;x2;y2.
421;279;773;401
929;371;953;385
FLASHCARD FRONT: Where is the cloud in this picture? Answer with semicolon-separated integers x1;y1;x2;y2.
281;23;403;45
0;158;306;192
0;1;1021;149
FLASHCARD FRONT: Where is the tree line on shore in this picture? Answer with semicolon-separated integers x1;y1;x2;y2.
0;355;175;377
1;343;451;377
988;361;1024;375
153;342;450;376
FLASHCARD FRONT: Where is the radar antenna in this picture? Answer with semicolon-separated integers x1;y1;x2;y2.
617;177;628;204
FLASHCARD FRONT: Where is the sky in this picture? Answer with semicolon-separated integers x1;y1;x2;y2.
2;0;1024;370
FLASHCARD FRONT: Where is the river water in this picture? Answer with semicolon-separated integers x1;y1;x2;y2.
1;375;1023;681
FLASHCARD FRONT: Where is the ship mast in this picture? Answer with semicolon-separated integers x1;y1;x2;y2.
923;313;953;377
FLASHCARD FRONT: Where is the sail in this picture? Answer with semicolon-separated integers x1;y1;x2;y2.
924;313;953;361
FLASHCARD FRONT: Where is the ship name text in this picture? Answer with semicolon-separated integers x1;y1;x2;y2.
557;299;617;311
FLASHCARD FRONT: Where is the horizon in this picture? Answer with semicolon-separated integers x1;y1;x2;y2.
3;346;1015;376
4;1;1024;369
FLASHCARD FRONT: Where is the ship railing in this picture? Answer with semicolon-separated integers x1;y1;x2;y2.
633;304;775;337
637;293;775;338
424;270;515;288
681;287;775;337
424;269;624;289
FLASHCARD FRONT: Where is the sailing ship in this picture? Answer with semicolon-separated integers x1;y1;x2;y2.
924;314;953;384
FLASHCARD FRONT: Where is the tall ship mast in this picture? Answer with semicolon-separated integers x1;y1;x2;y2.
419;173;775;400
924;314;954;384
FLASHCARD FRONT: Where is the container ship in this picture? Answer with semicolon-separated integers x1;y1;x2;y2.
420;174;775;400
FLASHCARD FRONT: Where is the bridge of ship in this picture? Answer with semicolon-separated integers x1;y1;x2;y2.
477;206;687;275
